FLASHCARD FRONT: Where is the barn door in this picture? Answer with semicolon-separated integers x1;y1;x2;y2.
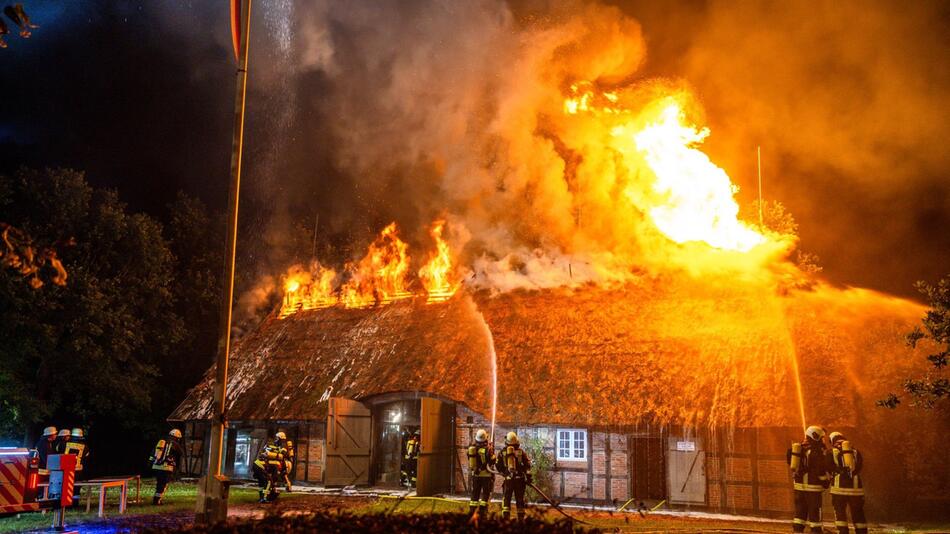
667;436;705;504
629;433;667;500
325;397;372;486
416;397;454;496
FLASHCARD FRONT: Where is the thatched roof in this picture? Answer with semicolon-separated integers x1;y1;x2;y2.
170;279;923;429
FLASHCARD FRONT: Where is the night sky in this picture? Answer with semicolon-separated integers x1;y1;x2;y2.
0;0;947;300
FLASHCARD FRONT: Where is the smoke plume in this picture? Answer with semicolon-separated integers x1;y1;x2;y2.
236;0;948;303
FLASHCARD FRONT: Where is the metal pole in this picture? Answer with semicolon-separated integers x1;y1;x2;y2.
757;145;764;229
311;213;319;260
196;0;251;523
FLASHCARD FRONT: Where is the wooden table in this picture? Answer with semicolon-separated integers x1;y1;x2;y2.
76;476;140;517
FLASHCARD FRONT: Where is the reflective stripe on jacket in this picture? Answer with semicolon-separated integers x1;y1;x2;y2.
788;441;829;492
829;447;865;496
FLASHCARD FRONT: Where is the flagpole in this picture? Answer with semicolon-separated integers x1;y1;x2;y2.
757;145;764;229
196;0;251;523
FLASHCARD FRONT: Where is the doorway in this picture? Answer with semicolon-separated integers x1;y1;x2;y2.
371;399;420;487
629;432;667;501
324;394;455;493
667;435;706;504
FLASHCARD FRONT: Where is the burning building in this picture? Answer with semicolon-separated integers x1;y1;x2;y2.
170;275;946;519
170;1;949;520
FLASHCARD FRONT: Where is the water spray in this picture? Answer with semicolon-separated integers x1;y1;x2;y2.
469;297;499;443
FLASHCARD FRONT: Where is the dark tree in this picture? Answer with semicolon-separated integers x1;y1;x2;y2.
0;168;184;448
879;275;950;409
158;192;223;412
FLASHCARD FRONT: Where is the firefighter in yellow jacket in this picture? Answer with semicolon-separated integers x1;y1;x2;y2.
787;425;831;532
496;431;531;520
827;432;867;534
149;429;183;505
467;429;495;518
254;433;289;503
274;431;295;492
64;428;90;506
401;429;420;488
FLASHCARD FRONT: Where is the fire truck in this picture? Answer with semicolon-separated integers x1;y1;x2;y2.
0;447;76;529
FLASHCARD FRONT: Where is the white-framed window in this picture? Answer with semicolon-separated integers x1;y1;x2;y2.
556;429;587;461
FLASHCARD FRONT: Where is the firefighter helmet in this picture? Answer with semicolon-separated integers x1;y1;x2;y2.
275;431;287;440
804;426;825;442
475;429;488;443
169;429;182;438
71;428;85;438
828;431;845;444
505;431;519;446
414;429;420;437
57;429;70;438
43;426;57;437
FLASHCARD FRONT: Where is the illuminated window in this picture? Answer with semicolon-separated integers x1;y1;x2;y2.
556;429;587;461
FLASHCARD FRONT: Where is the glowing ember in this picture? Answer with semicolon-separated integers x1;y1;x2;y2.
340;222;413;308
418;220;459;303
279;261;338;318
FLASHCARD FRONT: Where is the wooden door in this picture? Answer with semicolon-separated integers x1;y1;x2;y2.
667;436;706;504
416;397;454;496
629;434;667;500
325;397;372;486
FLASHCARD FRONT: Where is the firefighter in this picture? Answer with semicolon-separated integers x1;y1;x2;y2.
827;432;867;534
253;434;288;503
33;426;58;475
403;429;420;488
53;428;70;453
467;428;495;518
399;429;410;487
496;431;531;520
274;431;295;492
149;429;183;505
787;425;830;532
64;428;90;505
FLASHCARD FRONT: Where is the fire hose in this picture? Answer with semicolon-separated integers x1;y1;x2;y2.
525;480;596;526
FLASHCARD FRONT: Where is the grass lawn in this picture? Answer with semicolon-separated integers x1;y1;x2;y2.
0;478;268;533
3;481;948;533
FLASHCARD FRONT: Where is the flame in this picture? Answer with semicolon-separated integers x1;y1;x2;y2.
418;220;459;303
1;222;68;288
340;222;413;308
630;101;765;252
278;261;338;318
565;86;766;253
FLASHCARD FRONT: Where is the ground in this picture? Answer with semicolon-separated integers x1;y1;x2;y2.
1;480;947;533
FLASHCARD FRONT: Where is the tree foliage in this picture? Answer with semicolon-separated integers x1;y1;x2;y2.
749;199;823;286
0;169;221;473
879;275;950;409
522;435;555;503
0;168;182;439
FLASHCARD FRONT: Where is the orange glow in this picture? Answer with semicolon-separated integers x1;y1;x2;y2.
565;87;766;253
1;222;68;288
418;219;459;303
279;262;338;318
630;100;765;251
340;222;413;308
